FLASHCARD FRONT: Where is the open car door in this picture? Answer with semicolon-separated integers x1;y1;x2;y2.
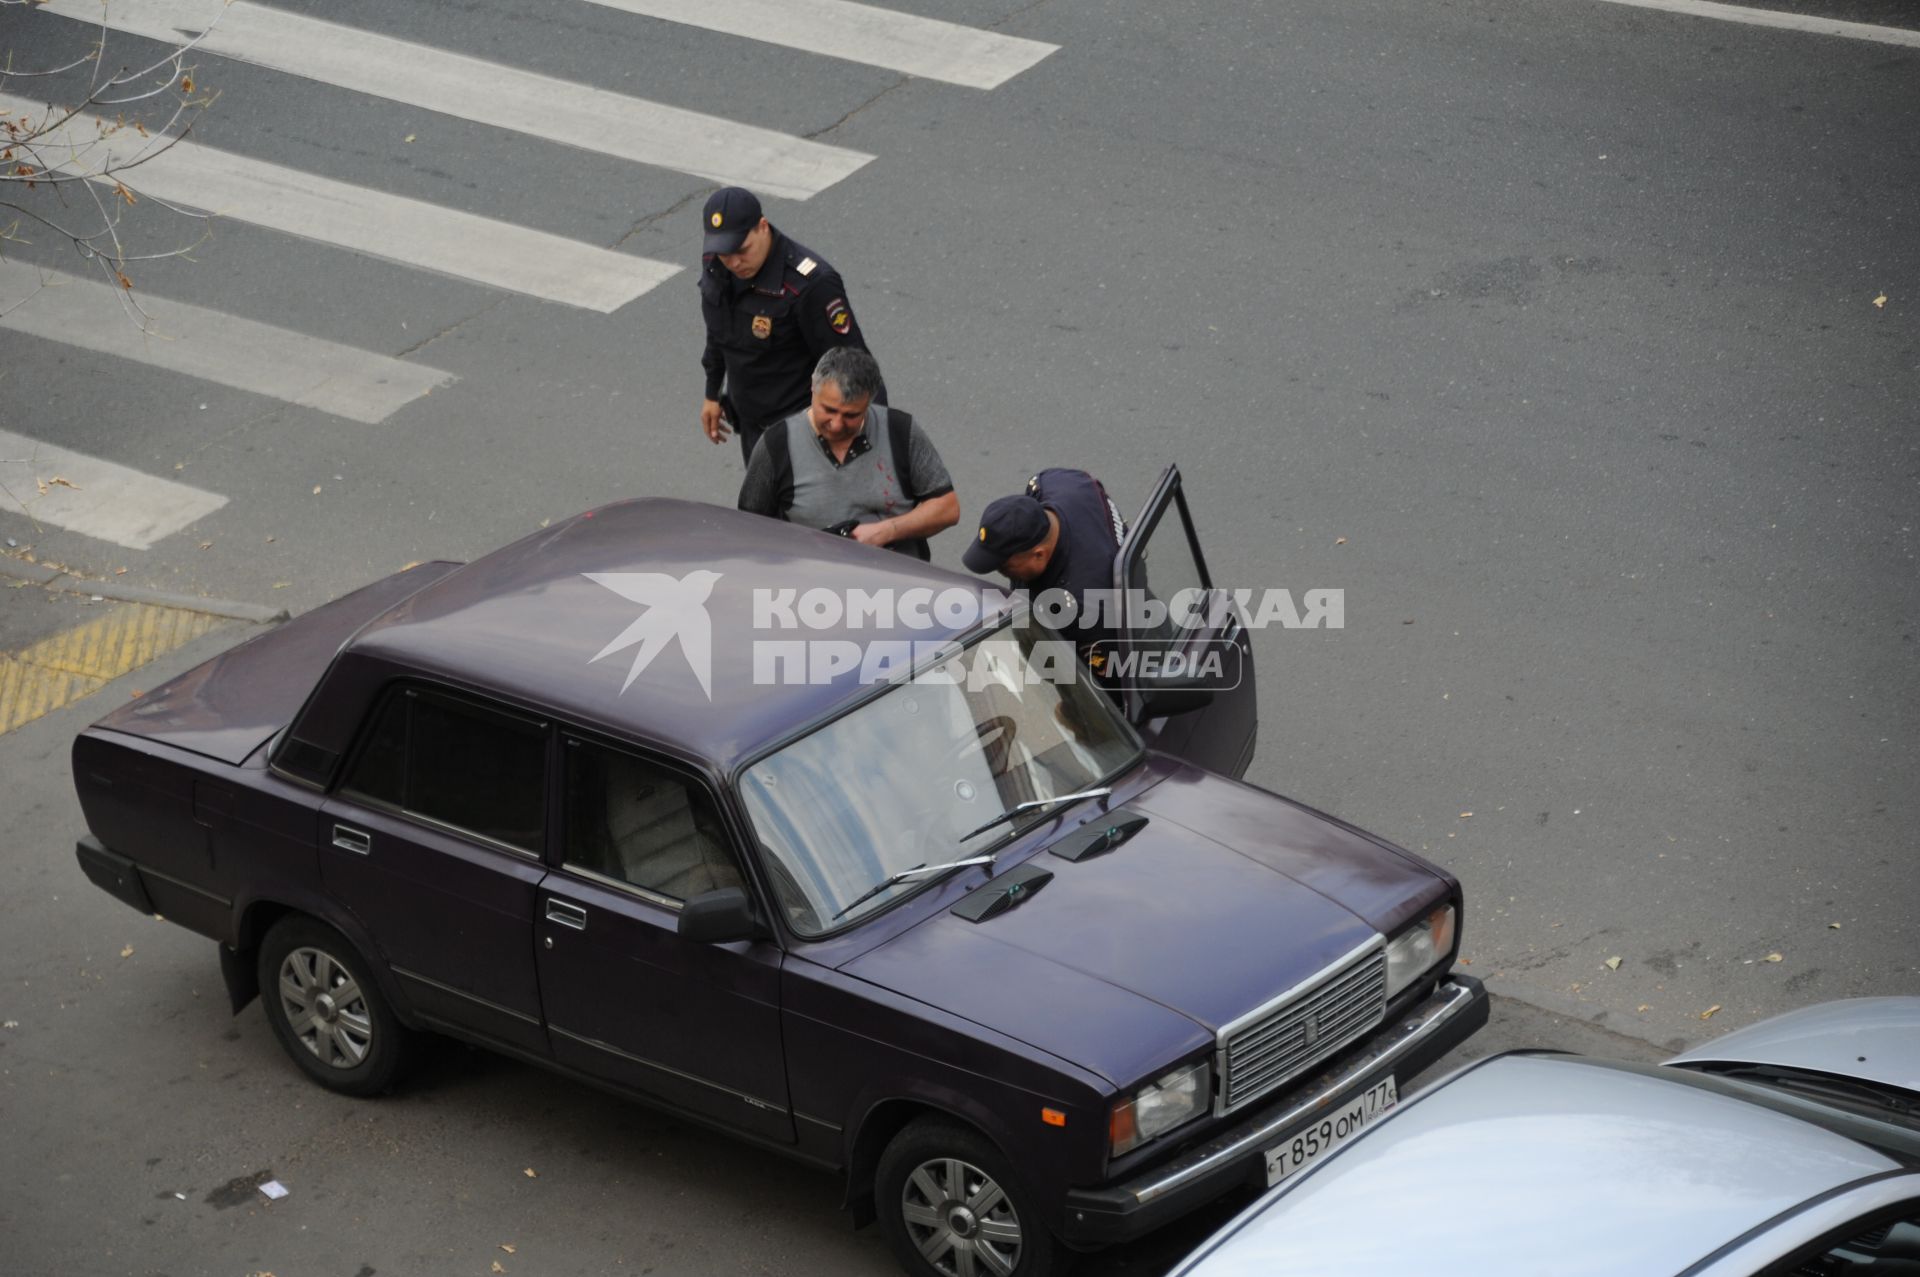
1109;464;1258;779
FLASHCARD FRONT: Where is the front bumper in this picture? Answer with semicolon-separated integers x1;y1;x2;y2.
1059;973;1488;1246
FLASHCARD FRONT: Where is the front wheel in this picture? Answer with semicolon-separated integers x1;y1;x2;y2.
876;1117;1058;1277
257;916;413;1096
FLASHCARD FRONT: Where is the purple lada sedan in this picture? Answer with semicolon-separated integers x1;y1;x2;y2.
73;473;1486;1277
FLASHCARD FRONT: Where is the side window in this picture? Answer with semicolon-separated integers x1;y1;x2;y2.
1127;485;1212;636
340;687;548;854
563;738;741;903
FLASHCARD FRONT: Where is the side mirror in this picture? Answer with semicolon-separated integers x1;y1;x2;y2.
1136;677;1214;720
678;887;765;944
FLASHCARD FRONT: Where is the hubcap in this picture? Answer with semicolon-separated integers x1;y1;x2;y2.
277;946;373;1069
900;1156;1022;1277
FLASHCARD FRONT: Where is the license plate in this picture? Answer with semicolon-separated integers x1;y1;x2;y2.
1264;1077;1398;1186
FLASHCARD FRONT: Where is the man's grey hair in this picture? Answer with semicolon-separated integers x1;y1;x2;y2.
812;346;882;403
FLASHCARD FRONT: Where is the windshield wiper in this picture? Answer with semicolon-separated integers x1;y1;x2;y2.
959;787;1113;844
831;855;996;921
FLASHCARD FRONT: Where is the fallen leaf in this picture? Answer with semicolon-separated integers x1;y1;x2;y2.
1335;536;1347;545
114;567;127;575
404;133;417;143
198;541;213;551
120;945;134;958
1604;956;1622;971
501;1244;516;1254
1458;957;1472;965
1636;1004;1650;1013
2;1020;18;1029
1700;1004;1722;1020
312;485;323;495
272;582;291;589
266;535;276;543
523;1167;537;1179
47;475;79;490
1873;293;1888;308
1458;811;1473;819
1829;922;1842;929
1764;952;1783;963
492;1265;505;1275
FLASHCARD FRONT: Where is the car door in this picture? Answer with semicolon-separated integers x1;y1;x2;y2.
318;684;551;1057
534;732;792;1144
1112;464;1258;779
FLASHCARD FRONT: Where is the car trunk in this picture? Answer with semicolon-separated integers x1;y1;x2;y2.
87;562;462;765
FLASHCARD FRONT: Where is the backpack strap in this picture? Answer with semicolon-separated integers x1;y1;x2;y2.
885;408;918;504
882;409;931;561
760;418;795;521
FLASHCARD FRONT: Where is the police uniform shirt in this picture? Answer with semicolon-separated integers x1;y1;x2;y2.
699;228;872;434
1023;469;1129;661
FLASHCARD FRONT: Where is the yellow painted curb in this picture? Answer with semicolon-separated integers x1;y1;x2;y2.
0;602;225;735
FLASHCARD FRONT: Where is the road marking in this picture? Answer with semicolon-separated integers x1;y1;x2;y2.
0;94;680;313
0;260;455;427
35;0;875;199
575;0;1058;89
0;428;228;551
1569;0;1920;47
0;603;227;734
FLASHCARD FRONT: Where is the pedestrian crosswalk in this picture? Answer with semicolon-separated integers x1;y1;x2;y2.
38;0;878;200
8;0;1059;558
0;259;457;426
2;92;681;312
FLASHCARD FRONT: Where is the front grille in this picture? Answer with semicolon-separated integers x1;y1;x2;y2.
1216;942;1388;1115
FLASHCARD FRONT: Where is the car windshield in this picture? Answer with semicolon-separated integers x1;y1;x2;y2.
740;616;1141;935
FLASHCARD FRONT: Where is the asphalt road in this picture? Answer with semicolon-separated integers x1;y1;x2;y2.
2;0;1916;1269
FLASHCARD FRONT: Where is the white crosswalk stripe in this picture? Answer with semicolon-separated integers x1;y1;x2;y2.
35;0;875;200
0;93;679;313
0;260;455;426
576;0;1058;89
0;428;226;551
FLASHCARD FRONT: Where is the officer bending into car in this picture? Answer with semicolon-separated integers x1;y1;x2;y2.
697;187;879;461
964;469;1130;677
736;348;958;561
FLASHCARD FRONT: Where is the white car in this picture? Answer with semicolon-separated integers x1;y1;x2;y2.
1168;998;1920;1277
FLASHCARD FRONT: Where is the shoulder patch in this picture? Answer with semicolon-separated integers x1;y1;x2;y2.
795;257;817;277
825;297;852;335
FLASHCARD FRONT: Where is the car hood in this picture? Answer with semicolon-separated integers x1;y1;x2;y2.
1667;997;1920;1095
90;562;461;765
840;770;1450;1088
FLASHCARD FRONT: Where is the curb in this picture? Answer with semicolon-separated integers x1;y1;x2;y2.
0;557;289;625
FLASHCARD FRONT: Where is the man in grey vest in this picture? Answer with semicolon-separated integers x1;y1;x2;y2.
736;348;959;561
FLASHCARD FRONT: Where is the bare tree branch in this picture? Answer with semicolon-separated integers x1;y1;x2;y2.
2;0;224;321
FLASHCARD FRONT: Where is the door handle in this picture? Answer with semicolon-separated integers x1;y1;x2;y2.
545;899;587;931
331;824;371;855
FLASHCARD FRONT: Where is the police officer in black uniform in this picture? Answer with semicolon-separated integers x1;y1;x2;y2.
964;469;1130;681
698;187;879;461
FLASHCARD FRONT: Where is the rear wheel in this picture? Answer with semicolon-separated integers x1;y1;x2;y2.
257;916;413;1095
876;1117;1058;1277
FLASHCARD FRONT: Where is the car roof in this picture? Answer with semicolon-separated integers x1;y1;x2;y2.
1172;1053;1902;1277
1667;997;1920;1095
345;498;1002;771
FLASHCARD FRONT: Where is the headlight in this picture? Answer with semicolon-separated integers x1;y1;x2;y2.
1109;1060;1211;1157
1384;904;1457;999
